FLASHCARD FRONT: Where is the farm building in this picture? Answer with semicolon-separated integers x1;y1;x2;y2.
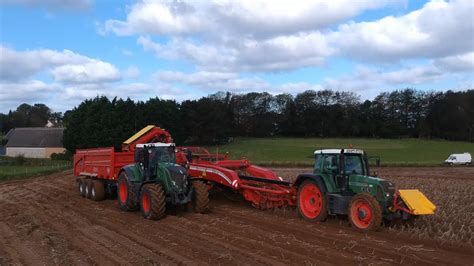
5;128;65;158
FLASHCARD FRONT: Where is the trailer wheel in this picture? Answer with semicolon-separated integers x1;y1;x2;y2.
84;179;92;199
117;172;138;211
140;183;166;220
348;193;382;231
297;180;328;221
192;180;209;213
91;180;105;201
78;179;86;197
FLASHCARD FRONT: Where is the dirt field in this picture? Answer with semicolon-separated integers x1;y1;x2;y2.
0;167;473;265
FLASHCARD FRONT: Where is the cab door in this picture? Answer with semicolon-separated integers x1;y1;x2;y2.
318;154;340;192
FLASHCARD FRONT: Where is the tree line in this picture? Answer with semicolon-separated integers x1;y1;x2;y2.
0;103;62;132
1;89;472;151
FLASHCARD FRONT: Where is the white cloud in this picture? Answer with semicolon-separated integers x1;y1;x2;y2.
0;80;58;101
123;66;141;79
50;61;120;84
331;0;474;62
123;0;473;72
1;0;92;10
105;0;400;72
323;64;444;92
103;0;399;38
0;45;86;81
154;70;325;94
434;52;474;72
0;45;121;84
138;32;332;72
155;70;269;92
121;49;133;56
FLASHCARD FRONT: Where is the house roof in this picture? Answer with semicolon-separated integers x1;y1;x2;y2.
5;128;64;148
5;129;14;139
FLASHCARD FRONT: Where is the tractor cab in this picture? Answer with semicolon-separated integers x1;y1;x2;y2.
135;143;178;179
313;149;371;192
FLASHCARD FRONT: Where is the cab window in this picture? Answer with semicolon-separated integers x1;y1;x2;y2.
344;154;364;175
322;154;339;173
314;154;323;172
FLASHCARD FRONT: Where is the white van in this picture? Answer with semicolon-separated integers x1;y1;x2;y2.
444;153;472;165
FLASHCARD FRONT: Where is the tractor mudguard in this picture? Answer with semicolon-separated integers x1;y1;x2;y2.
121;165;141;182
293;174;328;193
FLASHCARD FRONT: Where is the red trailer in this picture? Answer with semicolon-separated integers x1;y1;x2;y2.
73;147;134;180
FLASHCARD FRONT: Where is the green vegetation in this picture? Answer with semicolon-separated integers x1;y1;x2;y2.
208;138;474;166
0;156;71;181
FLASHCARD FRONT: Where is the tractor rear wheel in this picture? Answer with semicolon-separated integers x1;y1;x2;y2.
117;172;138;211
140;183;166;220
297;180;328;221
91;180;105;201
192;180;209;213
78;179;86;197
348;193;382;231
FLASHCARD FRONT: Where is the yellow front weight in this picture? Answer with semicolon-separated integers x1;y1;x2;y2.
398;189;436;215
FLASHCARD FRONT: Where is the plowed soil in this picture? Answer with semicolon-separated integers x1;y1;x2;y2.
1;167;473;265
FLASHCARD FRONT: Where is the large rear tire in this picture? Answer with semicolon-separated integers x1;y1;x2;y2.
140;183;166;220
297;180;328;221
117;172;138;211
348;193;382;231
91;180;105;201
192;180;209;213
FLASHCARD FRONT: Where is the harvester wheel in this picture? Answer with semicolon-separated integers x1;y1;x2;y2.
84;179;93;199
192;180;209;213
78;179;86;197
297;180;328;221
91;180;105;201
117;172;138;211
348;193;382;231
140;183;166;220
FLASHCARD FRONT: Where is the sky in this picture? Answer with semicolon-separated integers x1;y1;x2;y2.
0;0;473;113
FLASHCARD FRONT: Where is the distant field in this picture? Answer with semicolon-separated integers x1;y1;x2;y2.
207;138;474;166
0;157;71;181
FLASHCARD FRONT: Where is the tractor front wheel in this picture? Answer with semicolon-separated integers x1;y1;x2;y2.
192;180;210;213
140;183;166;220
117;172;138;211
348;193;382;231
297;180;328;221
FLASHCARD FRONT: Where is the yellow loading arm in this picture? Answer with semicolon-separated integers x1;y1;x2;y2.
122;125;173;152
123;125;155;145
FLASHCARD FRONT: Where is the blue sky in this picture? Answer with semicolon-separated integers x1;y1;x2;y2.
0;0;473;112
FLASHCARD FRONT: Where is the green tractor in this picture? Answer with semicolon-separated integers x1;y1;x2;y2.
294;149;435;230
117;143;209;220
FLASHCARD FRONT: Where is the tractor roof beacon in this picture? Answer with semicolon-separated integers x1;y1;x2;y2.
294;148;436;231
